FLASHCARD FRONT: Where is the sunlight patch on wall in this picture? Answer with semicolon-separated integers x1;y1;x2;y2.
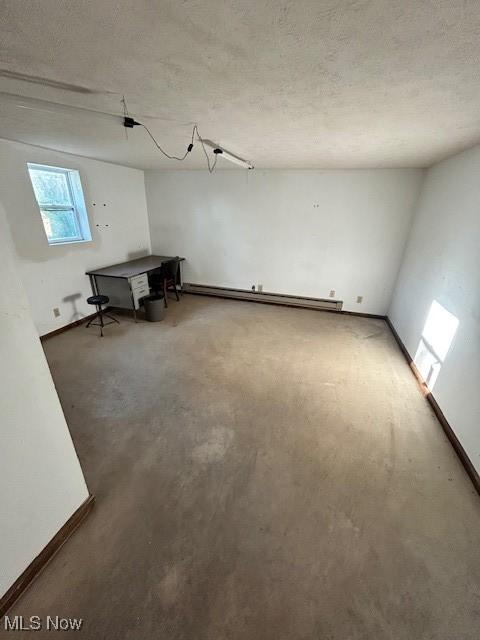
413;300;459;391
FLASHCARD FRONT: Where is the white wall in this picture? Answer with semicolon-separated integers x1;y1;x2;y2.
389;145;480;473
145;169;423;314
0;202;89;598
0;139;151;336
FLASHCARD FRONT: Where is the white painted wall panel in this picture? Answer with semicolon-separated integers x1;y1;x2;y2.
0;139;151;335
145;169;423;314
0;202;88;598
389;145;480;473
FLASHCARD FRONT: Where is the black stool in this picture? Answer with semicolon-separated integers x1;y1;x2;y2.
86;295;118;337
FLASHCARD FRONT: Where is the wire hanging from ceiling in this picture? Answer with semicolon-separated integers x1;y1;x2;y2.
121;97;218;173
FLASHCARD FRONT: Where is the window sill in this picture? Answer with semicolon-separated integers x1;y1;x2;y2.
48;238;92;246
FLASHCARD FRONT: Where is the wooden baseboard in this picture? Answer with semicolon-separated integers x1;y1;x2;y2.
341;310;387;320
385;317;480;496
0;495;95;618
40;313;98;341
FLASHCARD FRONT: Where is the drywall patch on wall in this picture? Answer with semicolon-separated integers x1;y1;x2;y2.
0;138;151;335
389;144;480;473
145;169;423;315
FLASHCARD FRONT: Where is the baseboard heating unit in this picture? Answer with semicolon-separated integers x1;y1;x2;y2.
183;283;343;312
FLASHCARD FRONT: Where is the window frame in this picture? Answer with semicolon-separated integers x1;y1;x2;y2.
27;163;92;246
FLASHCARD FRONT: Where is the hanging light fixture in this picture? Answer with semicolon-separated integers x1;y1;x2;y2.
202;140;254;170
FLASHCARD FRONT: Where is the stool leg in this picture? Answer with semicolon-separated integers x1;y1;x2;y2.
86;305;98;329
104;312;119;324
98;305;105;337
86;301;116;336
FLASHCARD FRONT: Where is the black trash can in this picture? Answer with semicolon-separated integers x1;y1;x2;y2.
144;295;166;322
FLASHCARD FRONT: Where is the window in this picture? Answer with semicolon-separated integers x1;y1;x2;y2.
27;163;92;245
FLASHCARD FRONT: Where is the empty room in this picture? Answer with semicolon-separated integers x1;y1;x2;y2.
1;1;480;638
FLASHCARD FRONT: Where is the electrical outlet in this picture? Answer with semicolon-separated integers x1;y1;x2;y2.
357;296;363;304
258;284;263;293
329;290;335;298
53;307;60;318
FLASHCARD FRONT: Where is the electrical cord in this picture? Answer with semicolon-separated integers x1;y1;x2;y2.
122;97;218;172
141;122;194;161
193;125;218;173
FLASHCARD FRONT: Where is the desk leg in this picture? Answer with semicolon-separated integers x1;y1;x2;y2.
178;261;183;295
89;274;99;296
130;290;137;323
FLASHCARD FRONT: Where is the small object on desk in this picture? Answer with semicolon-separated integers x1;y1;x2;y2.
86;295;119;337
86;255;185;322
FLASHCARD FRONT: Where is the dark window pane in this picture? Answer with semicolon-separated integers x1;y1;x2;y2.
29;169;72;206
40;208;80;242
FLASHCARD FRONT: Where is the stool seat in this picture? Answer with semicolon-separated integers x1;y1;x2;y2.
87;294;109;306
85;293;118;336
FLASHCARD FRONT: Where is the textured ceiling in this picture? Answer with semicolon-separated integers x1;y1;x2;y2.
1;0;480;169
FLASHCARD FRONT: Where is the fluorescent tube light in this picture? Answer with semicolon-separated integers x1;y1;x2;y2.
0;92;119;121
0;69;96;94
203;140;254;169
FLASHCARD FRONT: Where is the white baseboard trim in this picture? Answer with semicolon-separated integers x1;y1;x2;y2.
183;283;343;312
